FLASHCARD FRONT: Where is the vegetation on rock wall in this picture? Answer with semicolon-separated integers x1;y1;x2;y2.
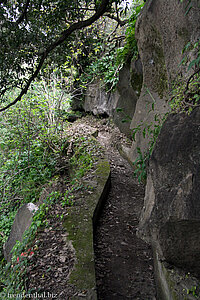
132;37;200;183
116;1;144;66
132;93;168;183
78;0;144;92
170;40;200;114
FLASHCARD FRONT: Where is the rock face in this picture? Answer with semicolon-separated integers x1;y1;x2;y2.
129;0;200;161
84;60;142;137
3;203;38;261
84;81;118;117
138;107;200;276
113;60;142;137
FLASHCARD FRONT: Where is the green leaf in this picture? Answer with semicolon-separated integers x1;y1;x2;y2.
185;5;192;15
188;60;196;71
182;42;191;53
142;127;146;138
122;119;128;123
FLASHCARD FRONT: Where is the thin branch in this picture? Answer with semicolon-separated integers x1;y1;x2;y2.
184;68;200;94
108;35;125;43
64;7;96;11
16;0;30;24
104;13;128;26
0;0;110;112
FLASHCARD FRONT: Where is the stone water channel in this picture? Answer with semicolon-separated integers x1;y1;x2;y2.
93;130;157;300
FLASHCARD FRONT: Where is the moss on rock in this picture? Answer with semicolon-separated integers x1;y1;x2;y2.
63;158;110;299
150;26;169;98
130;69;143;96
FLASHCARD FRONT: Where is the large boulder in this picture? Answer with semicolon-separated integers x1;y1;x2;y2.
138;107;200;276
84;60;142;137
3;203;38;261
113;60;142;137
129;0;200;162
83;81;118;117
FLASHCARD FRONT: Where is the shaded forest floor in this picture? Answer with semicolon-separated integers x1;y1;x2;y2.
27;115;156;299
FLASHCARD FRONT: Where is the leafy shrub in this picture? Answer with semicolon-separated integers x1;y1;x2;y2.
116;1;144;66
79;1;145;92
170;40;200;114
0;69;73;295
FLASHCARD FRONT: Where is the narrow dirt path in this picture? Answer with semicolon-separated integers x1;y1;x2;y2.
94;126;157;300
26;116;156;299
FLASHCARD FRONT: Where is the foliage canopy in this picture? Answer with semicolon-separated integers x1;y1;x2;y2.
0;0;128;111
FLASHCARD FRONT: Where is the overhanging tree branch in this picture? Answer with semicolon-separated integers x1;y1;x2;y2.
0;0;110;112
104;2;128;26
16;0;30;24
104;13;128;26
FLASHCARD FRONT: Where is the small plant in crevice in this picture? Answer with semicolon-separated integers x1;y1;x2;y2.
170;40;200;114
133;147;148;183
132;113;167;183
170;71;200;114
132;88;168;183
185;285;200;298
116;107;132;124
